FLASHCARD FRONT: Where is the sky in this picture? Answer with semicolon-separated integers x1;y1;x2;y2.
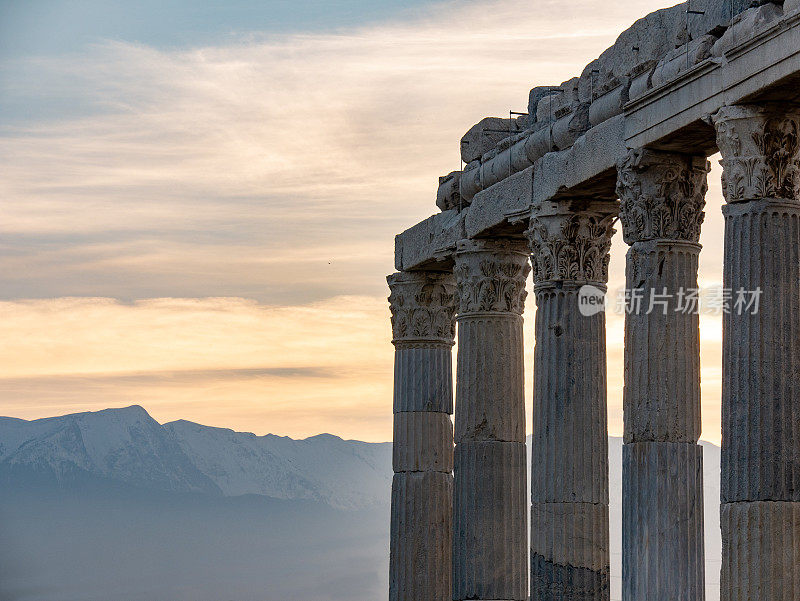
0;0;727;443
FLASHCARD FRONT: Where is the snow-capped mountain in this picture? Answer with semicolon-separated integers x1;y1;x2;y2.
0;405;392;510
0;405;219;494
0;405;723;601
164;419;391;509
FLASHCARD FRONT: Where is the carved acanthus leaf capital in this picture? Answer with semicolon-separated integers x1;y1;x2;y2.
615;148;709;244
453;239;530;315
526;204;617;284
387;272;456;344
712;104;800;203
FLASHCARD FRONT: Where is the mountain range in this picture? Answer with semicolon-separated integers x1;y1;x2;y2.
0;406;722;601
0;405;391;510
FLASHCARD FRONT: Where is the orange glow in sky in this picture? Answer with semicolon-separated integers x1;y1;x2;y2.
0;1;725;443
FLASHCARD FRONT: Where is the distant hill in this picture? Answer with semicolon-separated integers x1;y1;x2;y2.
0;405;219;494
164;418;391;509
0;406;721;601
0;405;392;510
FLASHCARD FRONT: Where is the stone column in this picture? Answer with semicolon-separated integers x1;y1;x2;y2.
452;238;530;601
615;148;709;601
712;103;800;601
387;271;457;601
526;201;616;601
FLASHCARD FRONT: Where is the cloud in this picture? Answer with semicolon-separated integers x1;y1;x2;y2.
0;295;394;375
0;281;725;443
0;0;728;442
1;0;673;303
0;296;396;439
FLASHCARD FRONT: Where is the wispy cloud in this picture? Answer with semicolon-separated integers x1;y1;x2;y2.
0;295;395;438
0;0;727;441
0;283;724;442
1;0;672;302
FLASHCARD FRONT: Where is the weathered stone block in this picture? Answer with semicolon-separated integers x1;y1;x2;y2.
453;441;527;601
720;200;800;504
454;314;525;443
536;87;572;124
552;103;591;151
622;442;705;601
531;115;625;208
588;82;628;127
461;117;523;164
392;345;453;413
721;501;800;601
651;35;717;89
529;86;560;123
465;166;533;239
436;170;462;211
392;411;453;473
390;471;452;601
530;502;610;601
712;3;785;58
394;209;465;271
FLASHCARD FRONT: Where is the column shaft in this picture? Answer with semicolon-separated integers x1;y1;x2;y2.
616;148;708;601
713;101;800;601
721;203;800;503
527;203;616;601
623;241;702;442
388;272;456;601
453;238;530;601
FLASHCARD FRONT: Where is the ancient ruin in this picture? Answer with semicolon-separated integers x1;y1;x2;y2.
388;1;800;600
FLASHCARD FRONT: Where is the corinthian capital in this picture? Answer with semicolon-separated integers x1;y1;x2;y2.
712;103;800;203
526;201;617;285
616;148;709;244
453;239;530;315
387;271;456;345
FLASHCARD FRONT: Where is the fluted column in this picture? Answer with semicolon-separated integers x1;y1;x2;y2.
387;271;457;601
452;238;530;601
712;103;800;601
616;148;709;601
526;201;617;601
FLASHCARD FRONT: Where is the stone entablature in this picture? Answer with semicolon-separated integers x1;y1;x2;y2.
395;7;800;273
441;1;792;208
616;149;709;244
713;103;800;203
526;201;617;285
